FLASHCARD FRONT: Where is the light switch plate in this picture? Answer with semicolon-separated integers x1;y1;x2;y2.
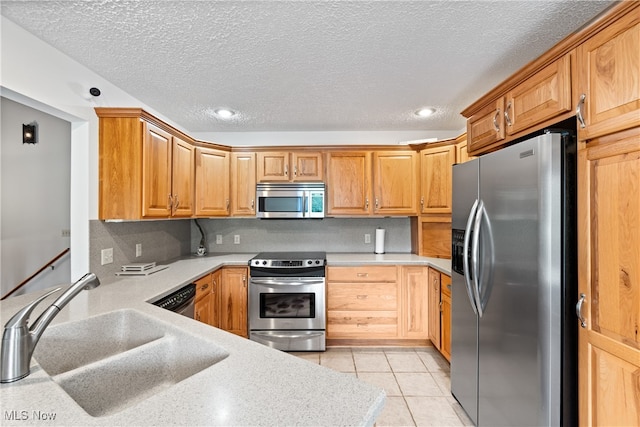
234;235;240;244
216;234;223;244
135;243;142;257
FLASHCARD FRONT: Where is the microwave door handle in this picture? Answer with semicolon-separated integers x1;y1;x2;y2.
303;193;308;217
463;199;479;316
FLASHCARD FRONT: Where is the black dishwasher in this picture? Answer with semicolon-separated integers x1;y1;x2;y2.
151;283;196;319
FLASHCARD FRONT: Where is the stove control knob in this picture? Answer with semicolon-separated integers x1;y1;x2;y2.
307;260;312;265
315;260;321;264
262;260;267;265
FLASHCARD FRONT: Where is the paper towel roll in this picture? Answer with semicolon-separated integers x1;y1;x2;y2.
374;228;386;254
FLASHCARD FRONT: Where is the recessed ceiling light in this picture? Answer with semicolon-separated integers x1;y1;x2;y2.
415;107;436;118
214;109;236;119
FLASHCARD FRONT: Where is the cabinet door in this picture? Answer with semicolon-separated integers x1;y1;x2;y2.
578;128;640;426
455;135;474;164
171;136;195;217
257;152;290;182
194;273;212;325
142;122;172;218
440;274;452;361
577;10;640;140
230;152;256;216
195;147;230;216
373;151;418;215
326;151;372;215
505;54;572;136
427;268;441;349
467;98;505;154
420;145;455;214
210;269;221;328
291;152;324;181
220;267;248;337
401;266;429;339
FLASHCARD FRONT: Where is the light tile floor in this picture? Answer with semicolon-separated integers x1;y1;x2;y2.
292;347;474;427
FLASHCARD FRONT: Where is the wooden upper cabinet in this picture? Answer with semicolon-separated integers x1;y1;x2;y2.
257;151;323;182
230;152;256;216
419;145;455;214
455;134;474;164
578;127;640;426
170;136;195;217
142;123;173;218
373;151;418;215
326;151;372;215
291;152;323;181
195;147;230;217
577;8;640;140
505;53;572;136
467;97;505;154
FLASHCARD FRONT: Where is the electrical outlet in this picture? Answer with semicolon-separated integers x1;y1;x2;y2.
234;235;240;244
364;233;371;244
61;229;71;237
101;248;113;265
216;234;223;244
136;243;142;257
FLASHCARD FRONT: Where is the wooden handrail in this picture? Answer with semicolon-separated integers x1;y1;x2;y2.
1;248;70;300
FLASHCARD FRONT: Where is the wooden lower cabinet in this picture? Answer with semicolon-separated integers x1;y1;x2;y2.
327;265;442;346
194;273;212;325
193;267;246;336
219;267;248;337
427;268;441;349
427;267;451;361
578;127;640;425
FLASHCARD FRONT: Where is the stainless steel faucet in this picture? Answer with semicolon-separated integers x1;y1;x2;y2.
0;273;101;383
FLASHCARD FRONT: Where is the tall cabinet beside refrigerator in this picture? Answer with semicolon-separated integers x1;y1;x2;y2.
450;131;577;426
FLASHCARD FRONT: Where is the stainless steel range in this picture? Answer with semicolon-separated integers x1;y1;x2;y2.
248;251;326;351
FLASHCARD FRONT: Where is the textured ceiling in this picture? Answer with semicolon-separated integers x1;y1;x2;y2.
1;1;614;133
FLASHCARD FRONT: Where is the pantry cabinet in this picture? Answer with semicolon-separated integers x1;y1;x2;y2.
576;9;640;141
195;147;230;216
230;152;256;216
220;267;248;337
578;127;640;425
256;151;323;182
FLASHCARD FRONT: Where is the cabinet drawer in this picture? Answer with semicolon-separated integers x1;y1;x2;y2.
441;274;452;298
328;266;397;282
328;282;398;311
194;274;212;301
327;310;398;338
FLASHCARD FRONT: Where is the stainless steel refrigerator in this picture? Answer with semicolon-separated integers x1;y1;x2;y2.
450;131;577;426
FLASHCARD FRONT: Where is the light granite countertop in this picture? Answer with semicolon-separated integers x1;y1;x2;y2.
0;252;449;426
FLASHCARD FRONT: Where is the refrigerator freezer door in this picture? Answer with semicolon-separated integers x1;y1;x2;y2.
476;133;562;426
451;159;480;425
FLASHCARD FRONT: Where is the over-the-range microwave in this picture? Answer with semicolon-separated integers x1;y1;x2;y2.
256;182;325;219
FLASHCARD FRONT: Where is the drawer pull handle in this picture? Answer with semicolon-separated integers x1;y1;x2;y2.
356;323;368;328
356;295;368;299
357;273;368;277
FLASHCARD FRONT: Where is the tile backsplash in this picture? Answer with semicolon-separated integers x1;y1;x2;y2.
90;217;412;283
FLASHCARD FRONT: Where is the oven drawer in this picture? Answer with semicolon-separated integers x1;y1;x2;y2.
327;266;398;282
327;282;398;311
327;310;398;338
250;330;325;351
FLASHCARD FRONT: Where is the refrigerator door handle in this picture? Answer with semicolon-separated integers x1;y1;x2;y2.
463;199;480;315
471;200;485;317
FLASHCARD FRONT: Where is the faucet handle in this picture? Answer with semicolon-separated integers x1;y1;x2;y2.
4;288;61;330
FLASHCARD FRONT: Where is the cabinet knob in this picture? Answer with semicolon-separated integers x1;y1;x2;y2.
285;165;288;176
294;166;298;176
365;198;369;209
375;198;379;210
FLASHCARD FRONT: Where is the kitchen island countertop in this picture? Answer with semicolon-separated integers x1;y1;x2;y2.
0;252;447;426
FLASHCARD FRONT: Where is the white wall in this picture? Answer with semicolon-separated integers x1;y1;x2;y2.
0;98;72;296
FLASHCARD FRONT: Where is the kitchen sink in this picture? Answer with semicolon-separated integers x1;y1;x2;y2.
33;309;229;417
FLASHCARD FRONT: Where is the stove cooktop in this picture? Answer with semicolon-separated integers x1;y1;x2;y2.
249;252;326;268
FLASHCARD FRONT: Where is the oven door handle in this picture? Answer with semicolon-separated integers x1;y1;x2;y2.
252;331;325;339
249;278;325;286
